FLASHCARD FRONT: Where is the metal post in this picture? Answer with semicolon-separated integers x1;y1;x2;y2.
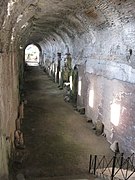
94;155;97;175
111;154;116;180
126;157;130;179
131;153;134;167
89;155;92;173
120;153;124;169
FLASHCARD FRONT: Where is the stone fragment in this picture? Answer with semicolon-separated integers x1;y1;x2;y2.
110;141;119;153
79;107;85;115
95;120;104;136
64;95;70;102
14;130;25;149
77;106;85;114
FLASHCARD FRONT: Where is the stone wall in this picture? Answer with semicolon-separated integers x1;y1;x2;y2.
0;49;20;179
78;70;135;157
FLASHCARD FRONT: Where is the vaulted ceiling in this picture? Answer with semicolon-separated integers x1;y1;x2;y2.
1;0;135;50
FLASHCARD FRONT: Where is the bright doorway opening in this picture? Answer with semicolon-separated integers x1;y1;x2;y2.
25;44;40;66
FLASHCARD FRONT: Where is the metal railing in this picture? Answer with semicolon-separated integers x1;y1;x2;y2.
89;153;135;180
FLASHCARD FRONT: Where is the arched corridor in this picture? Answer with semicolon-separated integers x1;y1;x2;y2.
1;0;135;179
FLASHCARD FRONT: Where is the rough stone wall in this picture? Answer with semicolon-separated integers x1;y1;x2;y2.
83;72;135;157
113;82;135;157
0;0;26;176
0;50;19;179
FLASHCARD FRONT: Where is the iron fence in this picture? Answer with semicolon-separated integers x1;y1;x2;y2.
89;153;135;180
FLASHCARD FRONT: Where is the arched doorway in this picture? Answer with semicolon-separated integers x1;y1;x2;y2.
25;44;40;66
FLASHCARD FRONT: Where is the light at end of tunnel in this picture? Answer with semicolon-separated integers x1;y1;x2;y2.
111;103;121;126
70;76;72;90
89;89;94;108
78;80;82;96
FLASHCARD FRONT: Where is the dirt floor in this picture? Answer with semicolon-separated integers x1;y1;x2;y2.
14;66;114;179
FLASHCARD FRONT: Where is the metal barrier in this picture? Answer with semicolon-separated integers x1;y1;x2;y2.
89;153;135;180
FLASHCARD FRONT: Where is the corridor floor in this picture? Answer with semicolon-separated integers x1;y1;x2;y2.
18;66;114;179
